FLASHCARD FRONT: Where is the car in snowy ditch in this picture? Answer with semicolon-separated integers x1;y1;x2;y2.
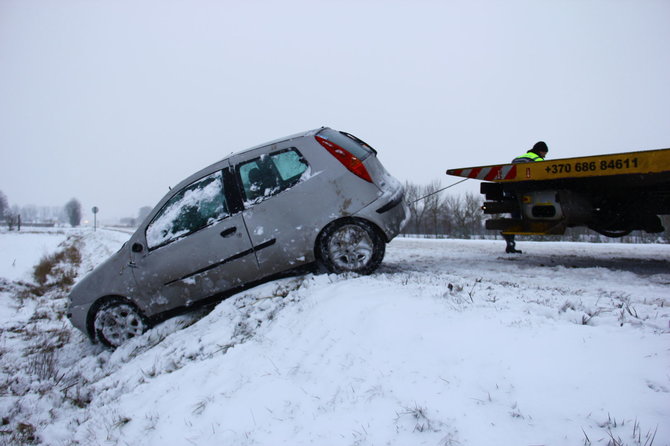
67;127;409;347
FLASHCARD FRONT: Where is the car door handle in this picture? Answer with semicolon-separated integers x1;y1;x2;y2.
220;227;237;238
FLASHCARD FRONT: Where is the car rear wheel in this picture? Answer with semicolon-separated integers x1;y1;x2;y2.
93;300;147;348
318;219;385;274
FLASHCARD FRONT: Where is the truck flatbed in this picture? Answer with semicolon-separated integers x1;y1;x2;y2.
446;147;670;237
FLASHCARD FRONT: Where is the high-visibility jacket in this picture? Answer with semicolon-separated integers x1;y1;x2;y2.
512;151;544;163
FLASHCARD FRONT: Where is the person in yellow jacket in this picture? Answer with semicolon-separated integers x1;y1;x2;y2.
512;141;548;163
504;141;549;253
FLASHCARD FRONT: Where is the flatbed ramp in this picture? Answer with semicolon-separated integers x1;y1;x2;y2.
446;148;670;183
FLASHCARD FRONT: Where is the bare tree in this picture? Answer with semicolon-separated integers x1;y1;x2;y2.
64;198;82;227
403;181;426;235
443;194;464;237
0;190;8;220
458;192;483;237
443;193;483;238
404;182;484;238
404;180;446;237
422;180;444;237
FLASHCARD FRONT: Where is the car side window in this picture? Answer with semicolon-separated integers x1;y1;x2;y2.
146;171;228;249
238;149;309;202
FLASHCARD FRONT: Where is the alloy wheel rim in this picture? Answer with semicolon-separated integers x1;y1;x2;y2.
328;224;373;271
94;303;145;346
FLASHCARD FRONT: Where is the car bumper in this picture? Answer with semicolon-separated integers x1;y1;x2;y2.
358;186;409;240
67;302;93;340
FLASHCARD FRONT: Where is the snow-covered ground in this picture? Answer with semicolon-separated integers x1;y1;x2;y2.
0;229;68;282
1;228;668;445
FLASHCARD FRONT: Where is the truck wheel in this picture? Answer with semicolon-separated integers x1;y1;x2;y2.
93;300;147;348
318;219;385;274
589;226;632;238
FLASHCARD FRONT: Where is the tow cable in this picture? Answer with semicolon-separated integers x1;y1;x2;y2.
412;178;469;204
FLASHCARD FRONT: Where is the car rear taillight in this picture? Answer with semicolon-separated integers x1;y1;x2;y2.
315;135;373;183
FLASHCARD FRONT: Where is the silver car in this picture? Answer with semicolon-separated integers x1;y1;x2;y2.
67;127;409;347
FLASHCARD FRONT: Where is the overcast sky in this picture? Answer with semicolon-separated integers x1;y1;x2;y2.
2;0;669;222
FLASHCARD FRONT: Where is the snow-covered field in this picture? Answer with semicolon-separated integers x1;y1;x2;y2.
0;230;68;283
1;228;668;445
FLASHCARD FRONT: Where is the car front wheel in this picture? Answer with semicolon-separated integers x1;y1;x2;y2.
93;300;147;348
318;219;385;274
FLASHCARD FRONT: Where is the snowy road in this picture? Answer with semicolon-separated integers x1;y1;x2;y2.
1;229;669;445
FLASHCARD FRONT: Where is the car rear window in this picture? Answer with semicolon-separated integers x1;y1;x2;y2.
316;128;374;161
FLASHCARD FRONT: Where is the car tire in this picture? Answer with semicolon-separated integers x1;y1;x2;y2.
318;219;385;275
93;299;148;348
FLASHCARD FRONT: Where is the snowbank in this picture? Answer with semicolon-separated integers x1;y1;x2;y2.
1;230;668;445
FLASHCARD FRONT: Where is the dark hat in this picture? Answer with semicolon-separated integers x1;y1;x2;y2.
532;141;548;153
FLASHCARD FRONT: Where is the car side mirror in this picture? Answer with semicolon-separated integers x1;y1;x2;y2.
131;242;144;253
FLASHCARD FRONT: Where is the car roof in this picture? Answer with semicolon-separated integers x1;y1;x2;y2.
241;127;323;154
167;127;325;197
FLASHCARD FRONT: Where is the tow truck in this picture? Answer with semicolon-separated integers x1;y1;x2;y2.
446;148;670;237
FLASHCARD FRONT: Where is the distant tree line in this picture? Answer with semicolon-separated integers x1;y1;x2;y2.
0;190;82;229
402;181;670;244
404;181;484;239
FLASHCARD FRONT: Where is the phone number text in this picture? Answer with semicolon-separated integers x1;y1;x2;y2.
545;158;639;175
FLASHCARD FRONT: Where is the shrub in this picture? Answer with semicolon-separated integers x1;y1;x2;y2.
31;245;81;292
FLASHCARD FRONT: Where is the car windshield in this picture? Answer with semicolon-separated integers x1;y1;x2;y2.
316;128;374;161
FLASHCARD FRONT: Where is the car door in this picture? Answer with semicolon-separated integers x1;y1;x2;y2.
129;168;260;314
230;144;319;276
